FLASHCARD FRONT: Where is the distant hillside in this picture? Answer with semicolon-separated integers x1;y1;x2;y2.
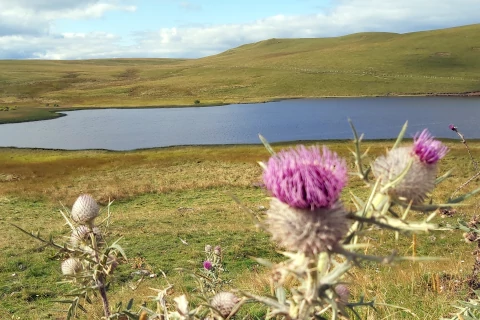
206;24;480;77
0;24;479;112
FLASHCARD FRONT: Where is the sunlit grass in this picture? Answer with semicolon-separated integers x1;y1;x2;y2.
1;139;480;319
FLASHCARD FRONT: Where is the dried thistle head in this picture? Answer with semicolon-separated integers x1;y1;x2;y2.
71;194;100;224
210;292;240;318
205;244;212;253
61;258;83;276
263;145;347;210
70;225;103;248
266;198;350;255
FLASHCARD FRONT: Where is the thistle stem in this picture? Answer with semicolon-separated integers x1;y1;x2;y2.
98;277;111;318
88;223;111;318
298;257;320;319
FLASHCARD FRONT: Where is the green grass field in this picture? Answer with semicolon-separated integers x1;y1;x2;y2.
1;24;480;123
1;139;480;319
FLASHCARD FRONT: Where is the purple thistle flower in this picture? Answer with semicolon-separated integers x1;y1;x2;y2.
263;145;347;210
203;260;212;270
412;129;448;164
449;124;457;132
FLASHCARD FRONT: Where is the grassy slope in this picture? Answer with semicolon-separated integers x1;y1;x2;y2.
0;24;480;123
1;140;480;319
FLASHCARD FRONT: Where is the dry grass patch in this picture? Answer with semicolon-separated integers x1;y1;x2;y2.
1;140;479;207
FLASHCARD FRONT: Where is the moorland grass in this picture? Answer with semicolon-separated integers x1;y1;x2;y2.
1;140;480;319
1;24;480;123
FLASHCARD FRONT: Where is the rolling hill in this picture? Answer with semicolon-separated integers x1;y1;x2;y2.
0;23;479;121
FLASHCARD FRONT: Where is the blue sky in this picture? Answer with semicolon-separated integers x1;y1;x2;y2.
1;0;479;59
54;1;332;33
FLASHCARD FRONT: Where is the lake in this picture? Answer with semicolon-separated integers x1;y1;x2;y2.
1;97;479;150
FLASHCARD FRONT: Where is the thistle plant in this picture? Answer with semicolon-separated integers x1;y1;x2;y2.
239;121;479;319
199;244;228;294
12;194;126;319
148;289;245;320
136;243;241;319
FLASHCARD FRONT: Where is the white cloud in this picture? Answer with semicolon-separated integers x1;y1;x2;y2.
0;0;479;59
0;0;136;37
46;3;136;20
0;33;127;60
6;0;98;11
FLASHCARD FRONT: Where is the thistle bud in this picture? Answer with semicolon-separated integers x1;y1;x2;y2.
205;244;212;253
61;258;83;276
71;194;99;224
211;292;240;317
334;284;350;304
70;225;103;248
214;245;221;256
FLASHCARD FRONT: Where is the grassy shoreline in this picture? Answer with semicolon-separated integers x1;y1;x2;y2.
1;136;477;153
2;92;480;124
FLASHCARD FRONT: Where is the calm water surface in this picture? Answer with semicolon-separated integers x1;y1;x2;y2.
1;97;479;150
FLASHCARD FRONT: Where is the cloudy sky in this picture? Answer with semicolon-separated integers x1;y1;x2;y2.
1;0;479;60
